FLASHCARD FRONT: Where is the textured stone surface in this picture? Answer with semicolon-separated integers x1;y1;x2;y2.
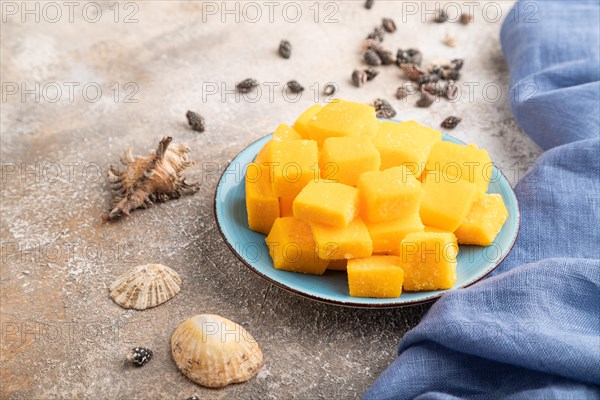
0;1;540;399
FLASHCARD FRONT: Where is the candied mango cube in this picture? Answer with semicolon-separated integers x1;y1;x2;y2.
327;259;347;271
425;142;493;195
245;162;280;235
419;171;477;232
347;256;404;298
374;120;442;175
268;139;319;198
308;100;378;146
279;196;295;217
293;181;359;228
293;104;323;139
357;166;425;223
265;217;328;275
368;213;425;254
398;232;457;291
310;218;373;260
320;136;381;186
424;226;459;253
255;124;301;164
455;194;508;245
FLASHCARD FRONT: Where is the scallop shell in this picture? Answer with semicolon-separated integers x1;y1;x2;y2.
109;264;181;310
171;314;263;388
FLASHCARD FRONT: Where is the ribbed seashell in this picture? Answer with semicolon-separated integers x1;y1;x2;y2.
109;264;181;310
171;314;263;388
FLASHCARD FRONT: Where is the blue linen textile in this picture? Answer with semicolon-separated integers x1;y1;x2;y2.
364;1;600;399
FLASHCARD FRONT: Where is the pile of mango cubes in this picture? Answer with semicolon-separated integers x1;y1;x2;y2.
245;99;508;298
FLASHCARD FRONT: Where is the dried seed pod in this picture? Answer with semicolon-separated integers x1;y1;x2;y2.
102;137;199;221
367;26;385;42
286;80;304;93
377;49;396;65
382;18;397;33
365;67;379;81
171;314;263;388
400;63;425;81
279;40;292;59
441;116;462;129
364;49;382;66
236;78;259;93
323;83;337;96
444;80;459;100
352;69;368;87
416;91;435;108
127;347;153;367
185;111;205;133
374;98;397;119
365;0;374;9
434;9;448;23
450;58;464;71
442;69;461;80
460;13;473;24
443;33;457;48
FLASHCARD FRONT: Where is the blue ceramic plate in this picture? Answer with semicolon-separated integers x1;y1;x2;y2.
214;130;520;308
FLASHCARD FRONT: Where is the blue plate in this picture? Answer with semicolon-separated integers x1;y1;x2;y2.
214;131;520;308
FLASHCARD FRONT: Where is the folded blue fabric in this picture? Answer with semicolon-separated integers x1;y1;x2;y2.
364;1;600;399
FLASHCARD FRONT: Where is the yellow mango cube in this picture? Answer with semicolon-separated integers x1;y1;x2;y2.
357;166;425;223
327;259;347;271
245;162;280;235
293;181;359;228
310;218;373;260
347;256;404;298
268;139;319;198
279;196;295;217
320;136;381;185
308;99;378;146
255;124;301;164
424;226;459;253
293;104;323;139
368;213;425;254
455;194;508;245
374;120;442;175
398;232;457;291
265;217;328;275
425;142;493;195
419;171;477;232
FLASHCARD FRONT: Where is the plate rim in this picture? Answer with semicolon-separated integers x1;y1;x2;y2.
213;130;521;308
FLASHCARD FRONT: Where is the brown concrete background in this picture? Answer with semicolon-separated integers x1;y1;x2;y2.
1;1;541;399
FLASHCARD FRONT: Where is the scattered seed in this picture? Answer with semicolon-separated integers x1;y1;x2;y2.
416;91;435;108
450;58;464;71
236;78;259;93
406;49;423;65
442;68;460;80
286;80;304;93
444;80;459;100
441;116;462;129
185;111;205;133
377;49;396;65
365;0;374;10
460;13;473;24
186;396;200;400
374;98;397;119
400;63;425;81
365;67;379;81
352;69;368;87
434;9;448;23
364;49;382;66
382;18;397;33
397;49;423;66
418;74;440;85
396;84;415;99
363;38;383;52
422;81;444;97
443;33;457;48
127;347;153;367
279;40;292;59
323;83;337;96
367;26;385;42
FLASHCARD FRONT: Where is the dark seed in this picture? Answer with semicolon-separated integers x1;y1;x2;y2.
418;74;440;85
444;80;459;100
382;18;397;33
323;83;337;96
406;49;423;65
450;59;464;71
422;81;444;97
367;26;385;42
430;64;444;77
352;69;368;87
434;9;448;23
363;38;383;52
186;397;200;400
460;13;473;24
396;84;415;99
279;40;292;59
377;49;396;65
127;347;153;367
364;49;382;66
365;0;374;10
374;98;397;119
365;67;379;81
442;69;460;80
400;63;425;81
416;91;435;108
441;116;462;129
185;110;205;133
286;80;304;94
236;78;259;93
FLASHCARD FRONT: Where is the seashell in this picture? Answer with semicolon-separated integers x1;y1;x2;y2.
109;264;181;310
171;314;263;388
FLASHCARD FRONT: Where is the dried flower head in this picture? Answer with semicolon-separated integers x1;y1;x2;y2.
102;136;199;221
185;111;205;133
236;78;259;93
441;116;462;129
279;40;292;59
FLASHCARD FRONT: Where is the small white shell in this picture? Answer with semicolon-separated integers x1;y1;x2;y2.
171;314;263;388
109;264;181;310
